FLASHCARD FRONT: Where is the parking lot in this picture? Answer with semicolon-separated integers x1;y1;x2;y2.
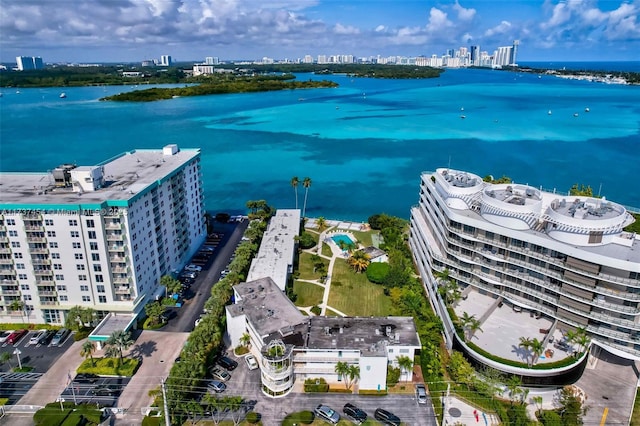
60;376;131;408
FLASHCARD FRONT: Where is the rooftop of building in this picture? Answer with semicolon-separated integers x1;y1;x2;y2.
550;197;624;222
485;184;542;206
0;145;200;207
306;316;420;356
246;209;301;289
440;169;483;189
228;277;308;344
359;246;387;259
90;313;137;341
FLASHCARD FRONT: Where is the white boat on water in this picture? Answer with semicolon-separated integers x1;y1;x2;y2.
585;107;590;112
548;110;552;115
59;93;67;98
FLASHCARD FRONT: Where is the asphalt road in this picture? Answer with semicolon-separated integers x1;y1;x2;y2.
162;219;248;334
60;376;131;408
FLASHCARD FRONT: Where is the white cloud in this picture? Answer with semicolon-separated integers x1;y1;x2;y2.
452;1;476;21
334;23;360;35
375;25;386;32
485;21;512;37
426;7;452;33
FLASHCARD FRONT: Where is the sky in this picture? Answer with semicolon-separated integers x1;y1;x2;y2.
1;0;639;63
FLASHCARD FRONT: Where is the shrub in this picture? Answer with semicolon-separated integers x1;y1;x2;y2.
282;410;315;425
366;262;390;284
143;317;165;330
141;416;161;426
310;305;321;315
304;377;329;392
386;366;401;387
77;357;140;377
245;411;261;424
538;409;562;425
73;328;93;341
329;388;352;393
297;232;316;249
359;389;388;396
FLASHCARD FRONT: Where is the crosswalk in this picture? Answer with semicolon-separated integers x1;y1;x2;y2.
0;372;44;381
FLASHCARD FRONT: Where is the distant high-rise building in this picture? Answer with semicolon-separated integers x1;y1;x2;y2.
493;46;513;67
511;40;520;66
159;55;172;66
446;49;456;58
317;55;327;64
16;56;44;71
470;45;481;66
303;55;313;64
205;57;214;65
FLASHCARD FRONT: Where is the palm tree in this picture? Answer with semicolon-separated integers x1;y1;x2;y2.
302;177;312;218
0;351;13;368
290;176;299;209
240;333;251;349
466;317;483;342
434;268;451;284
335;361;350;387
506;375;523;405
106;330;134;365
346;365;360;391
530;338;544;365
81;340;96;366
396;355;413;382
518;336;533;366
317;216;327;232
532;395;543;415
348;250;370;273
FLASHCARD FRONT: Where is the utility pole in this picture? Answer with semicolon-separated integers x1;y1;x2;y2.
161;377;170;426
441;383;450;426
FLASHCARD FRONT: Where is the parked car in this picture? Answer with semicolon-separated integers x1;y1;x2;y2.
74;373;100;384
37;329;56;346
211;367;231;382
0;330;15;343
374;408;401;426
314;404;340;424
207;380;227;393
161;310;178;323
50;328;70;346
180;271;198;280
244;355;258;370
415;384;428;404
343;403;367;424
217;356;238;371
201;246;215;253
7;329;28;345
91;385;119;396
30;330;48;345
184;264;202;272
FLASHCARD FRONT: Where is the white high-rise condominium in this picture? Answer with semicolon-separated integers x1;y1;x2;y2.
160;55;172;66
0;145;206;325
409;168;640;361
16;56;44;71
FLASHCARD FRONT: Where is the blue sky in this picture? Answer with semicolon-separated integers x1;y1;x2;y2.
1;0;639;63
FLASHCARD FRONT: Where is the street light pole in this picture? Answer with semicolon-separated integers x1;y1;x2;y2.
13;349;22;370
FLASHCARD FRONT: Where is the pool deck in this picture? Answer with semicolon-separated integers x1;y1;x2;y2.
455;289;572;364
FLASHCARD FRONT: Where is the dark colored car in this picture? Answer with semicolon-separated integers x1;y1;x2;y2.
91;385;119;396
7;329;28;345
75;373;100;384
37;329;56;345
343;403;367;424
217;356;238;371
374;408;401;426
161;310;178;323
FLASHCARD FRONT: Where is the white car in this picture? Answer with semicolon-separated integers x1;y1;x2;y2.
245;354;258;370
184;264;202;272
0;330;14;343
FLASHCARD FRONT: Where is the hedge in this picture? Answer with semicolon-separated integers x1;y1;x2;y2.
329;387;352;393
304;377;329;392
358;389;388;396
465;339;583;370
282;411;314;425
34;402;104;426
0;324;59;331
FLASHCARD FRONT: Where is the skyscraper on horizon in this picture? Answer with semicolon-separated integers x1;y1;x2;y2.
15;56;44;71
159;55;172;66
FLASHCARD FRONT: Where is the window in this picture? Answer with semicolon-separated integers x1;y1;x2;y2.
60;295;68;301
55;274;64;280
57;285;67;291
82;296;91;302
8;230;18;237
91;253;100;261
18;274;27;280
13;253;23;259
23;295;32;301
80;285;89;291
6;219;15;226
49;242;58;248
93;264;101;272
89;242;98;251
76;264;85;270
74;253;83;260
399;349;410;354
86;219;95;228
70;231;80;238
11;241;21;248
16;263;25;269
20;284;29;291
588;231;604;244
78;275;87;281
72;242;81;249
69;219;78;226
95;274;104;282
47;231;56;237
97;285;105;293
51;253;60;259
88;231;96;240
45;219;54;226
98;296;107;303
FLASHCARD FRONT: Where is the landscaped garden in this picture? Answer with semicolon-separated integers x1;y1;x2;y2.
293;280;324;307
327;259;393;316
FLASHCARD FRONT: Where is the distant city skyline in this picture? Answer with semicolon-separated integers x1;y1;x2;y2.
1;0;639;63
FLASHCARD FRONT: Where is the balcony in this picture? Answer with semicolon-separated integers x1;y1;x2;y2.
0;259;13;265
29;247;49;255
26;236;47;243
0;236;8;243
0;289;20;296
35;280;54;286
0;248;11;255
111;266;129;274
115;287;131;295
38;290;57;296
24;225;45;232
34;269;53;276
106;233;125;242
31;259;51;266
40;300;59;306
108;244;127;253
109;255;127;262
113;277;130;285
105;222;123;230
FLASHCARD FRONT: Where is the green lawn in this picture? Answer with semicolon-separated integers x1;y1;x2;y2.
297;252;330;280
293;280;325;307
631;389;640;426
327;259;393;316
350;230;379;247
321;242;333;257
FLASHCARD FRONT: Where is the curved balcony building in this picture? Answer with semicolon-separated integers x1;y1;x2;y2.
410;168;640;363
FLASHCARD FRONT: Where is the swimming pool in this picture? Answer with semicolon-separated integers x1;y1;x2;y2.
331;234;355;248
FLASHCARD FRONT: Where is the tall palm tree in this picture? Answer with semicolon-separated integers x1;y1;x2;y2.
396;355;414;382
317;216;327;232
466;318;483;342
302;177;312;218
346;365;360;391
0;351;13;368
518;337;533;366
106;330;134;365
240;333;251;348
530;338;544;365
348;250;370;273
506;375;523;405
335;361;350;386
290;176;299;209
81;340;96;366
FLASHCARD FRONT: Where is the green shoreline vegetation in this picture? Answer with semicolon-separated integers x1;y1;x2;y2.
100;74;338;102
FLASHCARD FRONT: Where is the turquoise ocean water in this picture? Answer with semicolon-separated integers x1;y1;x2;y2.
1;68;639;221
